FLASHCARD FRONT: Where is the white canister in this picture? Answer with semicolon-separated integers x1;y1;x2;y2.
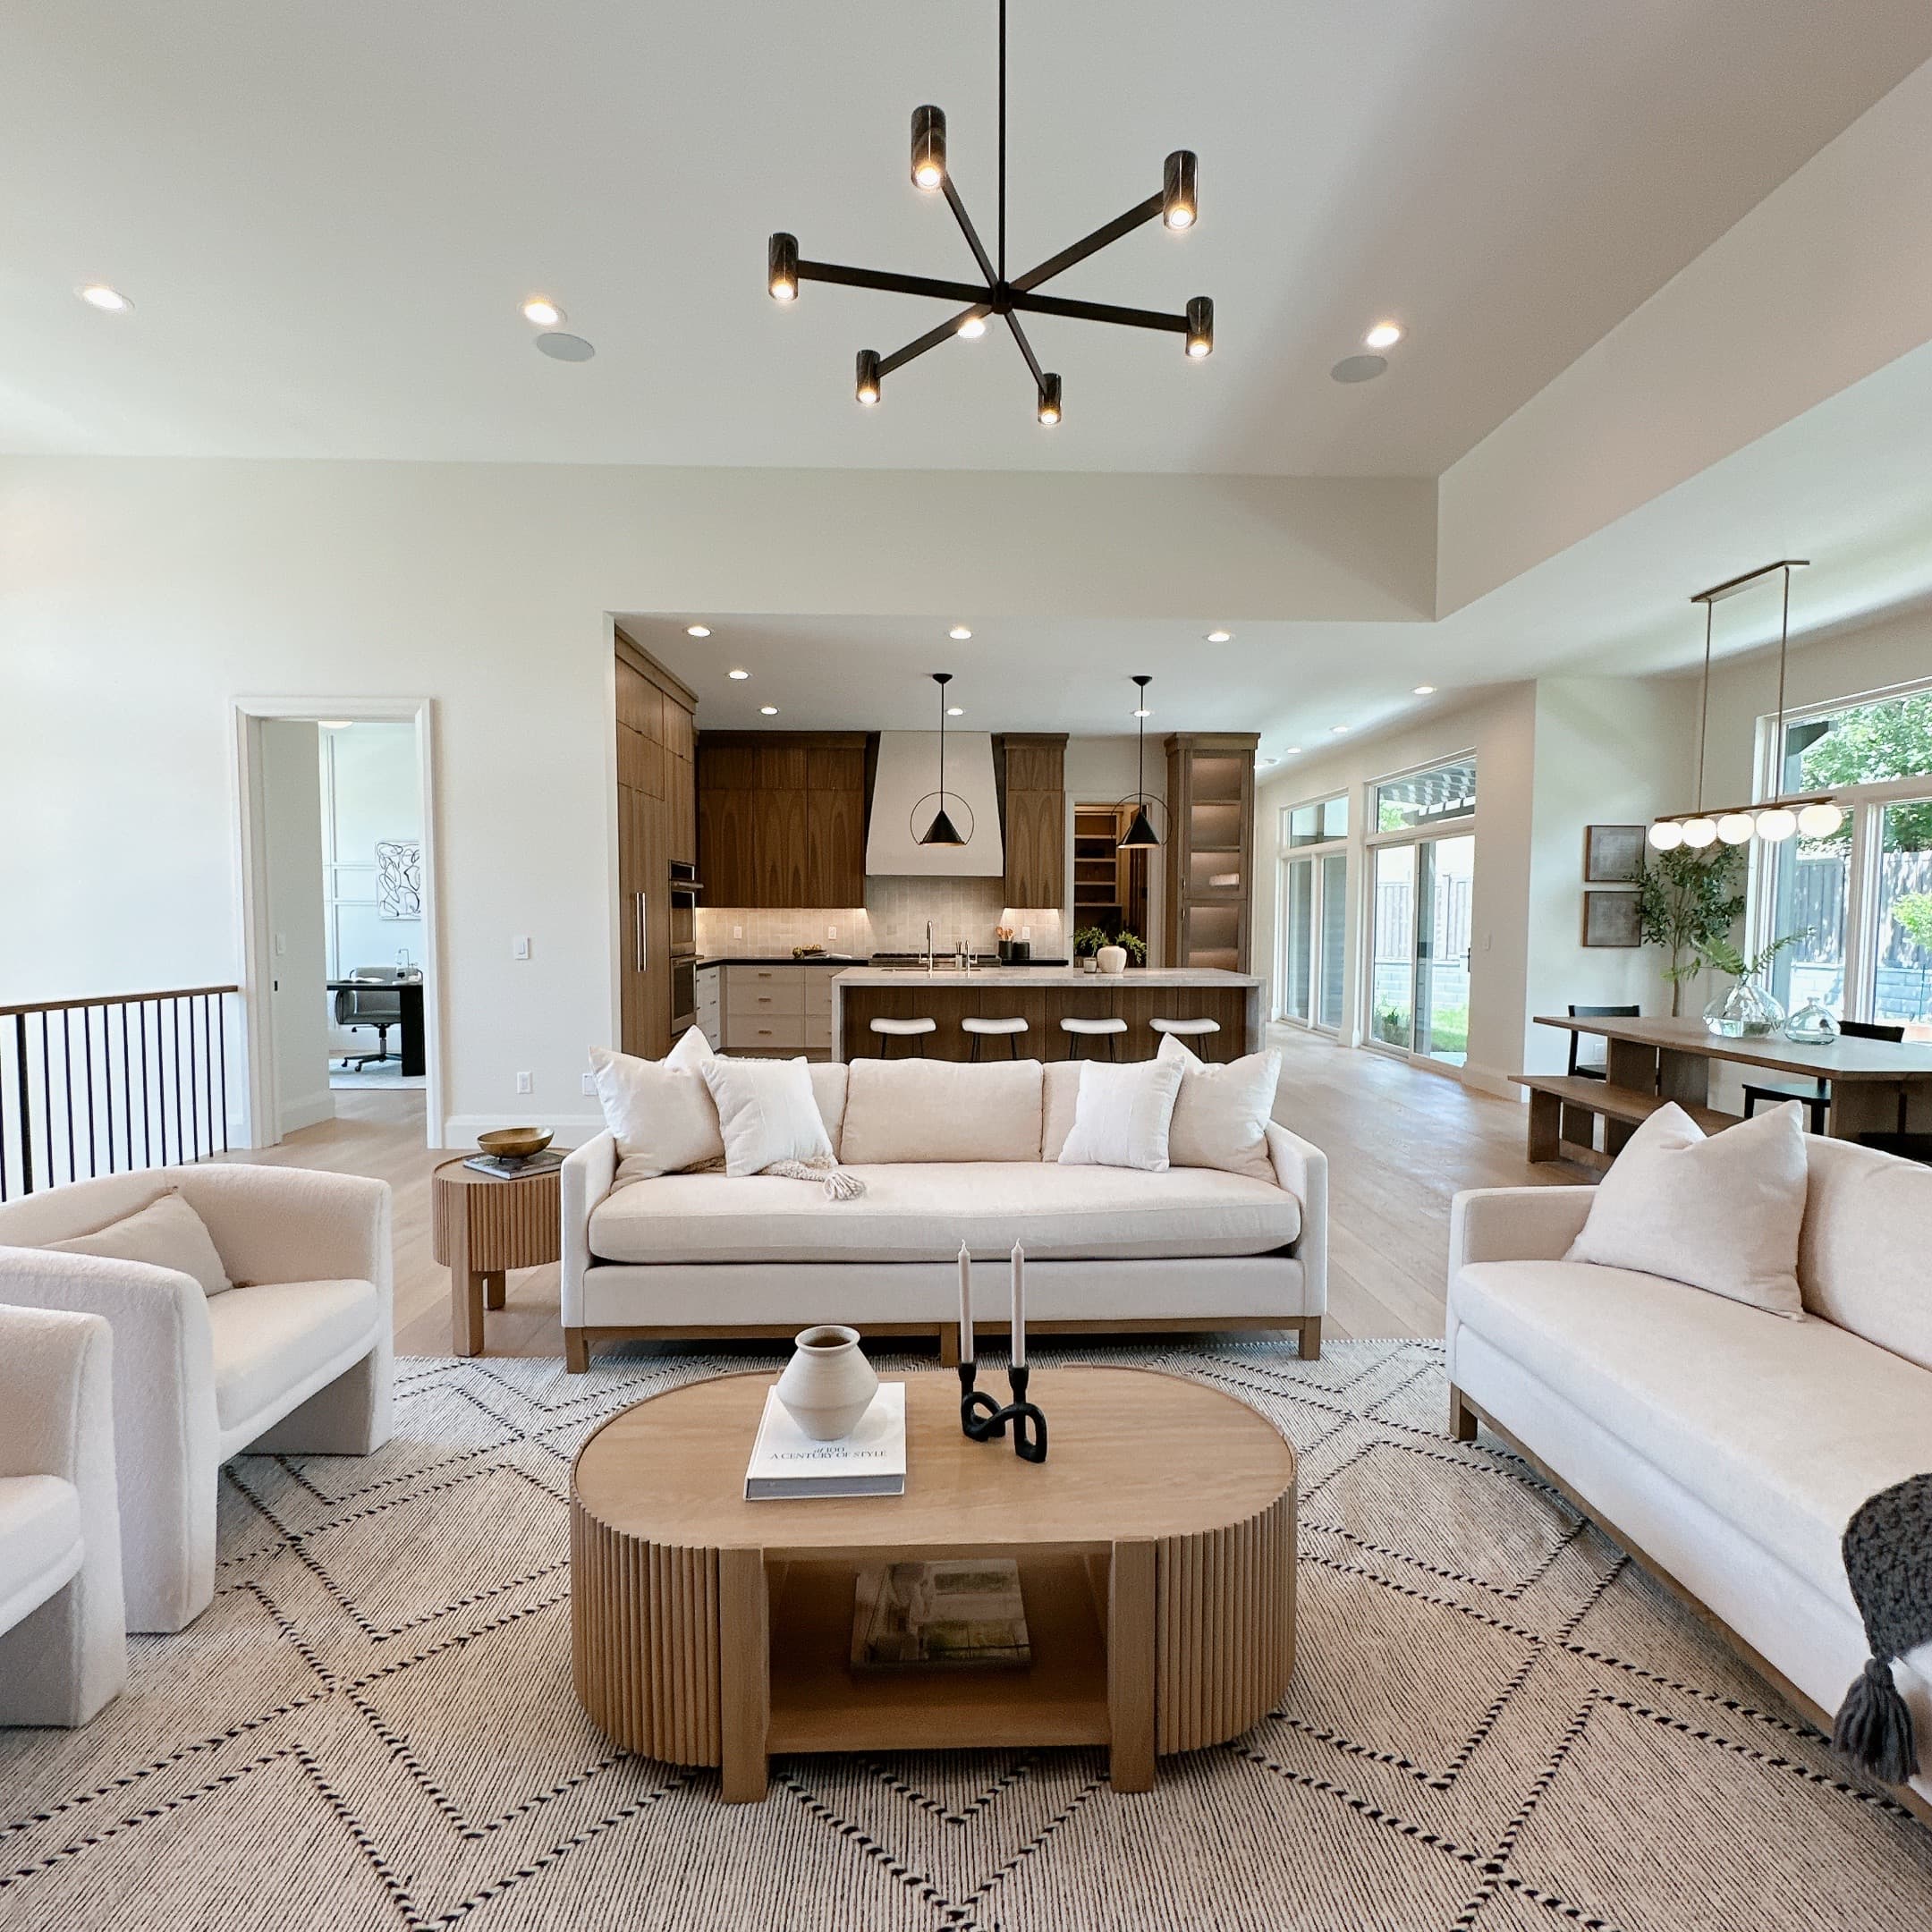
1096;945;1128;976
774;1325;880;1440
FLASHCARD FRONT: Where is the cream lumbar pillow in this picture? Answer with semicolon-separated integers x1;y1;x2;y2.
699;1055;836;1178
50;1189;233;1296
589;1027;724;1183
1157;1033;1281;1181
1563;1099;1809;1317
1056;1054;1186;1173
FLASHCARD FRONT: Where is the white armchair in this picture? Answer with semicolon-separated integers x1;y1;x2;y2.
0;1164;392;1632
0;1305;125;1725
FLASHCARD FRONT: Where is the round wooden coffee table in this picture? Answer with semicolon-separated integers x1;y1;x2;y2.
569;1365;1296;1800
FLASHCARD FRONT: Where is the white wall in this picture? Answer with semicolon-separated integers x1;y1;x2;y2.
258;720;332;1134
0;460;1426;1144
322;721;423;1052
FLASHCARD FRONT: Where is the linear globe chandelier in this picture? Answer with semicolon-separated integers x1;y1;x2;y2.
766;0;1212;426
1648;559;1844;853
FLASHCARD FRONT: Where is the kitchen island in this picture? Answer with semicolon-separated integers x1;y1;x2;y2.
833;965;1264;1063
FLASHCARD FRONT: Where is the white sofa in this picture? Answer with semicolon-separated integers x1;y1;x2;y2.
0;1165;393;1632
1446;1133;1932;1815
0;1306;125;1726
563;1057;1327;1370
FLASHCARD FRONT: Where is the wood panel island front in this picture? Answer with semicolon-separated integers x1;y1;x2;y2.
832;966;1264;1063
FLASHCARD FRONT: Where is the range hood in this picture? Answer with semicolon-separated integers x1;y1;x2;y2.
865;731;1004;877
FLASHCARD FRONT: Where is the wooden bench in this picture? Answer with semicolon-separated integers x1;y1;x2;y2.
1513;1072;1740;1167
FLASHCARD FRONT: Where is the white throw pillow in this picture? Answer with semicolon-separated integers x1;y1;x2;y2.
50;1189;233;1296
1055;1055;1185;1174
590;1028;724;1184
1563;1100;1809;1318
699;1055;835;1176
1157;1033;1281;1181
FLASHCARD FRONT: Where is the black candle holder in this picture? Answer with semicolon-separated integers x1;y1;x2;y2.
957;1360;1047;1462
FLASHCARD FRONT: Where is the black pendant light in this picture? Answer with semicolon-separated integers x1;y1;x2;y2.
1119;674;1161;849
767;0;1212;426
918;673;967;847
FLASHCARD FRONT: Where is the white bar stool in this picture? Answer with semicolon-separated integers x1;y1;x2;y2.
961;1016;1029;1061
1060;1016;1128;1062
1150;1017;1220;1039
869;1016;937;1058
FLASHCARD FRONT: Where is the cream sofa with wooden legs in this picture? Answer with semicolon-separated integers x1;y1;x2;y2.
1445;1133;1932;1818
563;1058;1327;1370
0;1165;393;1633
0;1305;125;1726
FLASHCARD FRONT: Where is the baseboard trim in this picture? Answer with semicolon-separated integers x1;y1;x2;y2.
445;1111;604;1148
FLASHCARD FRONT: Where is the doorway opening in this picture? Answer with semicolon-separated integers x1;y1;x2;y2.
233;699;440;1149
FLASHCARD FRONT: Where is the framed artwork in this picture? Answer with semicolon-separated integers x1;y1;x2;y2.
1584;824;1646;884
376;839;423;919
1581;891;1642;948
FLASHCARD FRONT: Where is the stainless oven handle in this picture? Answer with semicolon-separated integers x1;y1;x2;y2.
633;892;648;971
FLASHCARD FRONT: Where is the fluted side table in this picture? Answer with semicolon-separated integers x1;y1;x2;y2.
432;1159;561;1355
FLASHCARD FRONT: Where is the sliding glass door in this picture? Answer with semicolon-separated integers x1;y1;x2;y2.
1369;845;1415;1050
1416;835;1474;1065
1276;795;1349;1034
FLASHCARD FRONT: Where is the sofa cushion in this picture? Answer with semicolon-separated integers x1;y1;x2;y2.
203;1278;382;1436
1058;1055;1185;1172
809;1063;849;1157
1041;1063;1080;1161
838;1058;1043;1165
0;1474;83;1628
1799;1134;1932;1370
1451;1257;1932;1597
588;1161;1301;1265
590;1031;724;1184
699;1056;834;1176
1158;1034;1280;1181
48;1189;233;1296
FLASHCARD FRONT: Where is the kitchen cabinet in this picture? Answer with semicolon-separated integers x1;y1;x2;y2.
1164;733;1258;973
708;962;840;1057
998;733;1066;911
698;732;869;909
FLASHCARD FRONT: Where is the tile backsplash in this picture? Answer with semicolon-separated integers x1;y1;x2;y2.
696;882;1065;959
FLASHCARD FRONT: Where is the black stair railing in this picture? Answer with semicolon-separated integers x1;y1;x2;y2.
0;986;238;1200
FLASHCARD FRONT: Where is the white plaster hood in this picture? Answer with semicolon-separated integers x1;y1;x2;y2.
865;731;1004;877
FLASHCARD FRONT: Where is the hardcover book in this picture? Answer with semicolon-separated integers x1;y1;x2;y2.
743;1382;906;1500
850;1560;1032;1671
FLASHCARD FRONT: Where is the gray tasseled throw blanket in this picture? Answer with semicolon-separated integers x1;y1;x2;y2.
1832;1471;1930;1786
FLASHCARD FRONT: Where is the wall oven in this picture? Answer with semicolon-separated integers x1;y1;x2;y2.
669;861;699;1028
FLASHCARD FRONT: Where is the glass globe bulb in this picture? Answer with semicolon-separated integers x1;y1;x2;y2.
1716;812;1755;845
1756;807;1797;843
1648;819;1684;852
1796;801;1843;839
1681;817;1718;849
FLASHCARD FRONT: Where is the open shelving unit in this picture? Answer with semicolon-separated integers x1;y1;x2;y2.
1164;733;1258;972
1073;805;1123;928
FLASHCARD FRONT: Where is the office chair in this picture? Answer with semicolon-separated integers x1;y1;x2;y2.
334;967;406;1071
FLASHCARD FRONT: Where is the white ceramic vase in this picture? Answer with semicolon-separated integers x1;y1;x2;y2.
774;1325;879;1440
1096;945;1128;976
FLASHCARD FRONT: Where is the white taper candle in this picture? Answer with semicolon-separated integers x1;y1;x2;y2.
1011;1241;1026;1368
957;1241;974;1365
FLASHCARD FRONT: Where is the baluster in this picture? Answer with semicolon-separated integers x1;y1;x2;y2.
16;1012;32;1196
82;1003;97;1178
189;992;200;1160
216;992;229;1153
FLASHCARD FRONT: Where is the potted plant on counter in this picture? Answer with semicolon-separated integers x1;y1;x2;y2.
1073;926;1108;974
1118;931;1148;969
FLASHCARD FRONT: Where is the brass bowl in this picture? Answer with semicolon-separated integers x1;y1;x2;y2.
477;1127;552;1160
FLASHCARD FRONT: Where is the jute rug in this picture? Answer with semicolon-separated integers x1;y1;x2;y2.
2;1340;1928;1931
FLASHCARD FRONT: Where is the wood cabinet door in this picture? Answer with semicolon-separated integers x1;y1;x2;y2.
668;751;695;862
755;787;811;907
808;785;863;906
1004;791;1063;908
699;786;754;905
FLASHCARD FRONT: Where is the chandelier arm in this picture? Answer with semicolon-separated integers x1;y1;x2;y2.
1008;290;1189;334
797;259;991;306
1010;194;1165;292
1001;309;1046;390
878;308;990;379
940;179;1000;288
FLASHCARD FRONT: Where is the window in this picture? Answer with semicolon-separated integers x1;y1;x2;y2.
1374;756;1476;834
1759;684;1932;1038
1276;795;1349;1032
1286;793;1348;847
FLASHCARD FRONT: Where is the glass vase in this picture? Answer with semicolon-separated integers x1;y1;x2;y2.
1784;997;1839;1046
1703;980;1786;1038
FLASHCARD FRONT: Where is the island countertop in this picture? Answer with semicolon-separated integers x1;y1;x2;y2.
832;965;1261;988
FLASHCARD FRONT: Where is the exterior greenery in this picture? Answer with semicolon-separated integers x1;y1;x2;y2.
1793;691;1932;851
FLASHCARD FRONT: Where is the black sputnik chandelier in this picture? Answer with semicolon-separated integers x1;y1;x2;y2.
766;0;1212;425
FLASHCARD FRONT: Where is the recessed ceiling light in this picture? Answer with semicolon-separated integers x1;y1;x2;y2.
1257;756;1278;767
759;705;779;716
727;668;750;680
1284;746;1302;756
317;719;352;730
1205;629;1232;643
957;315;987;339
949;624;972;640
946;706;964;716
1364;320;1403;350
521;296;565;326
1331;354;1386;384
534;331;595;361
1412;684;1436;695
1133;708;1152;719
686;623;711;638
78;284;131;312
1330;724;1351;734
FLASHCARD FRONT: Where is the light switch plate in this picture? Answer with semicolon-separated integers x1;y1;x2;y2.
581;1072;597;1095
513;936;531;961
515;1072;532;1095
733;924;743;938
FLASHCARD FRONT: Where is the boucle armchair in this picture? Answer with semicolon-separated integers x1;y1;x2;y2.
0;1165;392;1633
0;1305;125;1725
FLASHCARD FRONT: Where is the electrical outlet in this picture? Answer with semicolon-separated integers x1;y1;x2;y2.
515;1072;532;1095
513;936;530;961
733;923;743;939
827;924;836;938
581;1072;597;1096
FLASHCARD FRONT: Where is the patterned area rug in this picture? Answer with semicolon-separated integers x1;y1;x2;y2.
3;1340;1928;1931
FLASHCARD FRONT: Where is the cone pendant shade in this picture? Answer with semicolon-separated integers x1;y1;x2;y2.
1119;673;1162;850
1119;804;1159;849
919;803;966;847
917;670;968;847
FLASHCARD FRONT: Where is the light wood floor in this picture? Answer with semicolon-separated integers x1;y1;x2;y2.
237;1032;1566;1358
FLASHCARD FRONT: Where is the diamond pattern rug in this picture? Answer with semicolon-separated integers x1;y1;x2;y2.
3;1340;1928;1931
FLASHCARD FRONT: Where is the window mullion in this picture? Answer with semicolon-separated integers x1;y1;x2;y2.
1844;804;1877;1022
